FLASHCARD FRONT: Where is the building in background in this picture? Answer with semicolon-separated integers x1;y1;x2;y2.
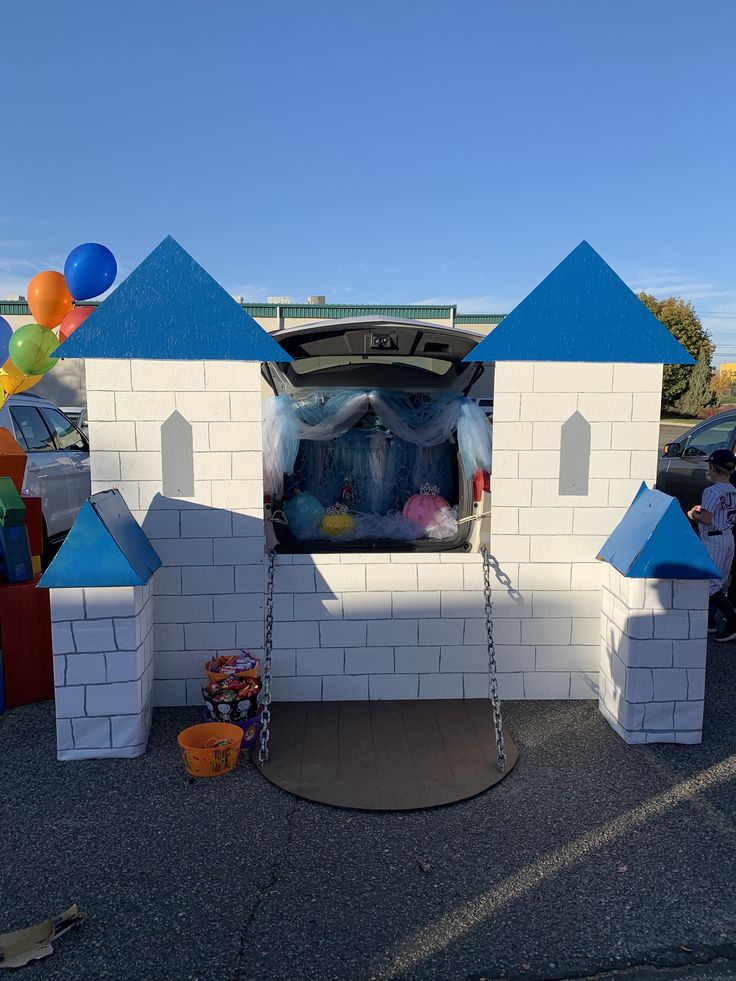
0;297;505;408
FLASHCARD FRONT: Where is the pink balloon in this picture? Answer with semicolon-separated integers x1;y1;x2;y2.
58;305;94;342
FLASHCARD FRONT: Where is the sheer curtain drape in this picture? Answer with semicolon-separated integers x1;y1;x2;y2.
262;391;492;497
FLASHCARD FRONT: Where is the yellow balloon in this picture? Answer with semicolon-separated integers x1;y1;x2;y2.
0;358;41;398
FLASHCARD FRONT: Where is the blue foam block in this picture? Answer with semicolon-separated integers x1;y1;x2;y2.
465;241;694;365
56;236;291;363
598;484;719;580
38;490;162;588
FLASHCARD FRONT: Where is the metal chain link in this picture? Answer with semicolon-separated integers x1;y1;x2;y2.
258;548;276;765
481;545;507;770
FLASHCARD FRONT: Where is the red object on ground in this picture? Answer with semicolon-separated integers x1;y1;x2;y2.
21;496;43;556
0;576;53;708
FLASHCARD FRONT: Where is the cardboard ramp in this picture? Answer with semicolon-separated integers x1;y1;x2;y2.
253;700;517;811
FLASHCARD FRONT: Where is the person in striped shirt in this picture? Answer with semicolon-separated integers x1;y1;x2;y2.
688;448;736;642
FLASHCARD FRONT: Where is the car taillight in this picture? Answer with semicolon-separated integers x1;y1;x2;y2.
473;470;484;503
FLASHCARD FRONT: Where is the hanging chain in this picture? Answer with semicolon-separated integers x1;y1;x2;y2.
258;548;276;765
481;545;507;770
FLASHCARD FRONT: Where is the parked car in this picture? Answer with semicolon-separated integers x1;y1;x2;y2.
0;394;91;549
656;409;736;512
262;316;493;553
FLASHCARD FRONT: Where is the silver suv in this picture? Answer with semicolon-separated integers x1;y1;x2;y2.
0;394;91;547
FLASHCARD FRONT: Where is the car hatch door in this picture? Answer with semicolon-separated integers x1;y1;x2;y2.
263;317;488;396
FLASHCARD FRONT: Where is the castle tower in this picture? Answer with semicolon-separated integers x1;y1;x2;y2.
53;238;289;708
465;242;694;698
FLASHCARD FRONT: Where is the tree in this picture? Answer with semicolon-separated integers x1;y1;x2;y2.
638;293;714;412
678;348;712;416
711;370;733;403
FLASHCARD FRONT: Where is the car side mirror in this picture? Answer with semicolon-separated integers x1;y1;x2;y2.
663;441;683;458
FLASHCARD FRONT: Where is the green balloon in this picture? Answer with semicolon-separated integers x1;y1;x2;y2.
9;323;59;376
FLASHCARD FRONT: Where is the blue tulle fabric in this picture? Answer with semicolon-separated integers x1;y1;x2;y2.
262;390;492;540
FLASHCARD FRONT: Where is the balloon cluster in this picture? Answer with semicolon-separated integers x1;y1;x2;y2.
0;243;116;404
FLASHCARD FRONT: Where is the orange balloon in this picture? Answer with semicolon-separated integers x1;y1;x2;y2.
0;358;41;398
27;271;73;328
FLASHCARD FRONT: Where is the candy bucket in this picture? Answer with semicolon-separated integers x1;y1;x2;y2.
202;675;261;724
177;722;244;778
203;709;263;748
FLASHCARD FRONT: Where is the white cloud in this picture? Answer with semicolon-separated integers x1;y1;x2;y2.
628;265;735;303
413;294;514;314
229;283;270;301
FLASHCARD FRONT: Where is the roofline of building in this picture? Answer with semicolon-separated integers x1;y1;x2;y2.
0;298;506;324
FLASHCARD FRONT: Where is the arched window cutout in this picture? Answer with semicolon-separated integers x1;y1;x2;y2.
161;411;194;498
559;411;591;496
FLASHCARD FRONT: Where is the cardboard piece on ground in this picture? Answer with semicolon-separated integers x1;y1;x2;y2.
0;904;84;969
0;430;26;496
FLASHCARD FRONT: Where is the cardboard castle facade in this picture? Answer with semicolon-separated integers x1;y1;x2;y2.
42;237;714;759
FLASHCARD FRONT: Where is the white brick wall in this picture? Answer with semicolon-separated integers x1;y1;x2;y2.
85;359;266;709
598;566;708;743
484;361;665;699
75;355;675;715
50;582;154;760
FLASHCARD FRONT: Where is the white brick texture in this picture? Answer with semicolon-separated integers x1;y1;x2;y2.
51;582;154;760
599;571;707;744
74;354;674;717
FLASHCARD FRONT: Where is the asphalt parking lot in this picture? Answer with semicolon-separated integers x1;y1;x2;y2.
2;638;736;981
0;417;728;981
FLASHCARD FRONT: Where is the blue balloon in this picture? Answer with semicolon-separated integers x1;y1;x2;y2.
0;316;12;364
64;243;117;301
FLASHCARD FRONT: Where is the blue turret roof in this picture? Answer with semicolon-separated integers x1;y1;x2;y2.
598;483;719;579
56;236;291;362
464;241;695;364
38;489;162;588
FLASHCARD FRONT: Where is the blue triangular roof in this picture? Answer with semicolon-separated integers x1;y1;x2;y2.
464;242;695;364
598;483;719;579
55;236;291;362
38;489;162;587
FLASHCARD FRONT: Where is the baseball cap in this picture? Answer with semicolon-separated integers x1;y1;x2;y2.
707;449;736;471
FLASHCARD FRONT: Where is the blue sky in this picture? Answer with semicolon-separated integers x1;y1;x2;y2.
2;1;735;360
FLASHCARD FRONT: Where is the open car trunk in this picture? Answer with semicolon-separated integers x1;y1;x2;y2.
262;317;492;553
